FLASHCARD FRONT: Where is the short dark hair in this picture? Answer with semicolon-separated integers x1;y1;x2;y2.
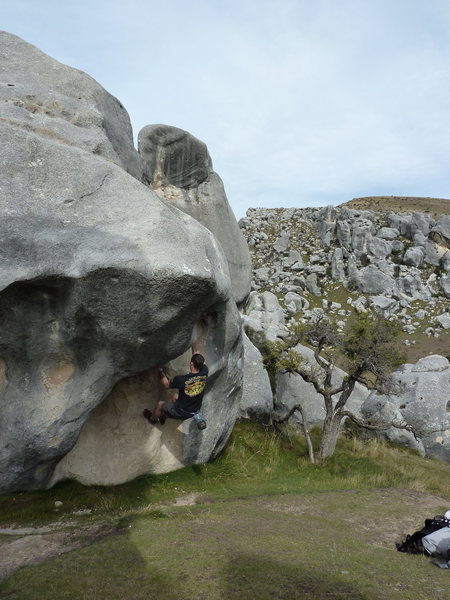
191;353;205;370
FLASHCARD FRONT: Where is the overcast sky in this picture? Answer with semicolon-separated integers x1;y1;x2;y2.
3;0;450;218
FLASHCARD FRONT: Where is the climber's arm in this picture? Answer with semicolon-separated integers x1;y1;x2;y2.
158;368;170;389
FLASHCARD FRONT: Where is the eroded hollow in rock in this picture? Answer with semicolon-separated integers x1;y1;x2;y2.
49;305;243;487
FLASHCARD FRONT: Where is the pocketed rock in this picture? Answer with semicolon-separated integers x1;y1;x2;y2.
371;355;450;461
360;394;425;455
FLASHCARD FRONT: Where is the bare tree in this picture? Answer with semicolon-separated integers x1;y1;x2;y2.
264;313;410;462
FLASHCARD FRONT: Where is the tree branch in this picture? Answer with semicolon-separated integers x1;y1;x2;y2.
282;367;325;397
273;404;316;464
339;410;418;439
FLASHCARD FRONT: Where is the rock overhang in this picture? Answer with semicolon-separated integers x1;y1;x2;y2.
0;31;248;492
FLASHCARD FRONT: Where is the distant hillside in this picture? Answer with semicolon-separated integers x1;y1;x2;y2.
240;205;450;365
341;196;450;218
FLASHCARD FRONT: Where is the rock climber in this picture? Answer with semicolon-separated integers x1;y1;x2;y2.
143;353;208;429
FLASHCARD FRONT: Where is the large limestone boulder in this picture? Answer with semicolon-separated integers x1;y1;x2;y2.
243;291;289;347
357;264;395;295
138;125;252;304
366;356;450;461
0;31;143;180
239;333;273;424
360;394;425;455
0;32;244;491
430;215;450;249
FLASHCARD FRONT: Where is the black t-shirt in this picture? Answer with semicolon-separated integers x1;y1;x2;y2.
170;365;208;415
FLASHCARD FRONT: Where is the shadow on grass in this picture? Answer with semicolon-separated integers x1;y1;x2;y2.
221;552;367;600
0;532;184;600
0;535;368;600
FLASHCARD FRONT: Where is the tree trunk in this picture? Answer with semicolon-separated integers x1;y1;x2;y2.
318;414;342;460
296;403;316;464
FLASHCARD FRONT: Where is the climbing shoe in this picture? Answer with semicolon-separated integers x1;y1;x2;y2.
159;413;167;425
143;409;158;424
193;412;207;430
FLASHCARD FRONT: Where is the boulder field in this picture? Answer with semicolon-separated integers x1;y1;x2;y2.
240;206;450;462
0;32;250;492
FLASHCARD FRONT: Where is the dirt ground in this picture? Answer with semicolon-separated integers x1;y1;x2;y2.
0;523;118;580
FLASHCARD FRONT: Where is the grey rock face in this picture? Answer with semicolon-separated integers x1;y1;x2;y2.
0;33;244;491
138;124;211;188
411;212;431;236
336;220;352;250
412;231;427;247
441;272;450;298
370;296;399;318
360;394;425;455
403;246;424;267
358;265;395;295
275;344;370;427
397;267;431;302
273;233;290;253
243;291;289;346
283;250;303;268
52;299;244;486
441;251;450;271
284;292;309;314
351;220;373;252
377;227;399;240
331;248;346;281
423;240;442;266
374;356;450;461
368;237;392;259
387;213;412;236
435;313;450;329
430;215;450;249
305;273;321;296
138;125;252;304
239;333;273;423
317;219;336;247
0;32;143;180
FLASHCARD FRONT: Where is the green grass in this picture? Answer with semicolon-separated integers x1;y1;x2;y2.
1;422;449;528
2;488;449;600
1;423;450;599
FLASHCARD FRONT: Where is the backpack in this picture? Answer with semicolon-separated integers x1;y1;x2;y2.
396;516;450;555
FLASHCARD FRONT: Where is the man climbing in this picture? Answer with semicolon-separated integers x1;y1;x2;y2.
143;353;208;430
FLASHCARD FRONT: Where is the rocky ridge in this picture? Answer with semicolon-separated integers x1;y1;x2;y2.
239;204;450;462
239;205;450;356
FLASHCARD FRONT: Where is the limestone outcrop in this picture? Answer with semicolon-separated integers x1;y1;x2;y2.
241;205;450;343
243;264;450;463
242;291;289;346
239;333;273;424
0;32;247;492
138;125;252;304
362;356;450;461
